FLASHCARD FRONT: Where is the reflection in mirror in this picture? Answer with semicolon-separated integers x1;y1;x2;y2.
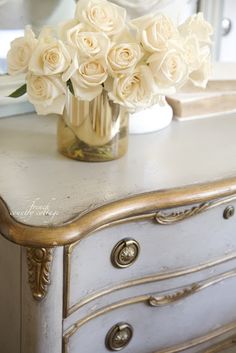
0;0;75;74
0;0;198;74
111;0;197;21
0;0;235;74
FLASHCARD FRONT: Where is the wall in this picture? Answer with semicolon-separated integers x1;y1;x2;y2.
220;0;236;62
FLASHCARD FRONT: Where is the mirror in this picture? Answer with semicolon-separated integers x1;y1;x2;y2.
0;0;76;74
0;0;198;74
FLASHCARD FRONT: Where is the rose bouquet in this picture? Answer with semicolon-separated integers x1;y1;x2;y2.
7;0;213;114
7;0;213;162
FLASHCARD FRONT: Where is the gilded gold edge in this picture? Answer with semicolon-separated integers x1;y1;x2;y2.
148;270;236;307
27;247;54;301
63;269;236;348
198;334;236;353
68;194;236;252
154;324;236;353
1;177;236;247
64;194;236;318
65;251;236;317
63;245;73;318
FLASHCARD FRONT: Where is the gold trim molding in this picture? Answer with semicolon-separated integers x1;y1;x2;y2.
63;269;236;351
0;177;236;247
64;251;236;317
155;202;210;225
148;270;235;307
149;283;200;307
154;327;236;353
199;335;236;353
27;247;54;301
63;194;236;317
64;326;236;353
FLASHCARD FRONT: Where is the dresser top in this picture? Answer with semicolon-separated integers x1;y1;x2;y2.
0;112;235;230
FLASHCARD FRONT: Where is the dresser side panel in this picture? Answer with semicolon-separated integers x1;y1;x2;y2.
0;236;21;353
21;247;64;353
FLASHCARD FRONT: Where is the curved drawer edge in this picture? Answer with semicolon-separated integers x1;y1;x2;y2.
63;269;236;347
63;318;236;353
65;252;236;317
0;176;236;247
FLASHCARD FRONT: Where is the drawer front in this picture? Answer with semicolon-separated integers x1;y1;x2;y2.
65;198;236;316
63;271;236;353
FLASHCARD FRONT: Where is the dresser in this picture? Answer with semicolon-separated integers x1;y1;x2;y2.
0;113;236;353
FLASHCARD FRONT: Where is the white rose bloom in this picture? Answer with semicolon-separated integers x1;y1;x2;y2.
189;49;212;88
58;19;80;41
27;73;66;115
179;13;213;44
107;42;142;76
131;14;178;53
66;24;111;59
7;26;38;75
148;45;189;90
109;65;155;110
29;37;71;76
182;35;201;71
71;58;108;101
75;0;126;37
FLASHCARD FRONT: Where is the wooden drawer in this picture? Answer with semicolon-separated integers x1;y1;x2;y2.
63;270;236;353
64;198;236;317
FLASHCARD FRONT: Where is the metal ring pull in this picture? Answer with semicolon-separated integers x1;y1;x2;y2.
223;206;235;219
105;322;133;351
111;238;140;268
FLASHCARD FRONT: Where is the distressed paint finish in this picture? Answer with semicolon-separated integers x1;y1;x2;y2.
0;113;236;352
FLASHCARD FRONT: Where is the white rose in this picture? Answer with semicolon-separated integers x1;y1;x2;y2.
66;23;111;59
29;37;71;76
109;65;155;110
107;43;142;76
71;58;108;101
179;13;213;44
75;0;126;37
148;46;189;90
27;73;66;115
58;19;80;42
189;49;212;88
182;35;202;72
131;14;178;53
7;26;37;75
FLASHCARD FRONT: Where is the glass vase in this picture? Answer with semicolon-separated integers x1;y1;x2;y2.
57;91;129;162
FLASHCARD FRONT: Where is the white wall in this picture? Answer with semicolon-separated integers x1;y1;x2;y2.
220;0;236;62
111;0;197;23
0;0;75;30
0;0;76;72
0;0;26;29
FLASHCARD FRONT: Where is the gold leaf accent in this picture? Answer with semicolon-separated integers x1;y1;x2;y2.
148;270;236;307
27;248;53;301
63;270;236;353
155;202;211;225
149;284;201;307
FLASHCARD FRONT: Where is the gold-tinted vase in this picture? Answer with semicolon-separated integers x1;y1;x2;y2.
57;91;129;162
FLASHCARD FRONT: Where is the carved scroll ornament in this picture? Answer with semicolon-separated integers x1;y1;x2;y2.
27;247;53;301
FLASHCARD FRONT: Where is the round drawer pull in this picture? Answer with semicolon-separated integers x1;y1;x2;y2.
223;206;235;219
111;238;140;268
105;322;133;351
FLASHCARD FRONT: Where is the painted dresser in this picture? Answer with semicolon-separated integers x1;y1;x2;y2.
0;113;236;353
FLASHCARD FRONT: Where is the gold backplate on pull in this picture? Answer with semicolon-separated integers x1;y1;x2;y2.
105;322;133;351
111;238;140;268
